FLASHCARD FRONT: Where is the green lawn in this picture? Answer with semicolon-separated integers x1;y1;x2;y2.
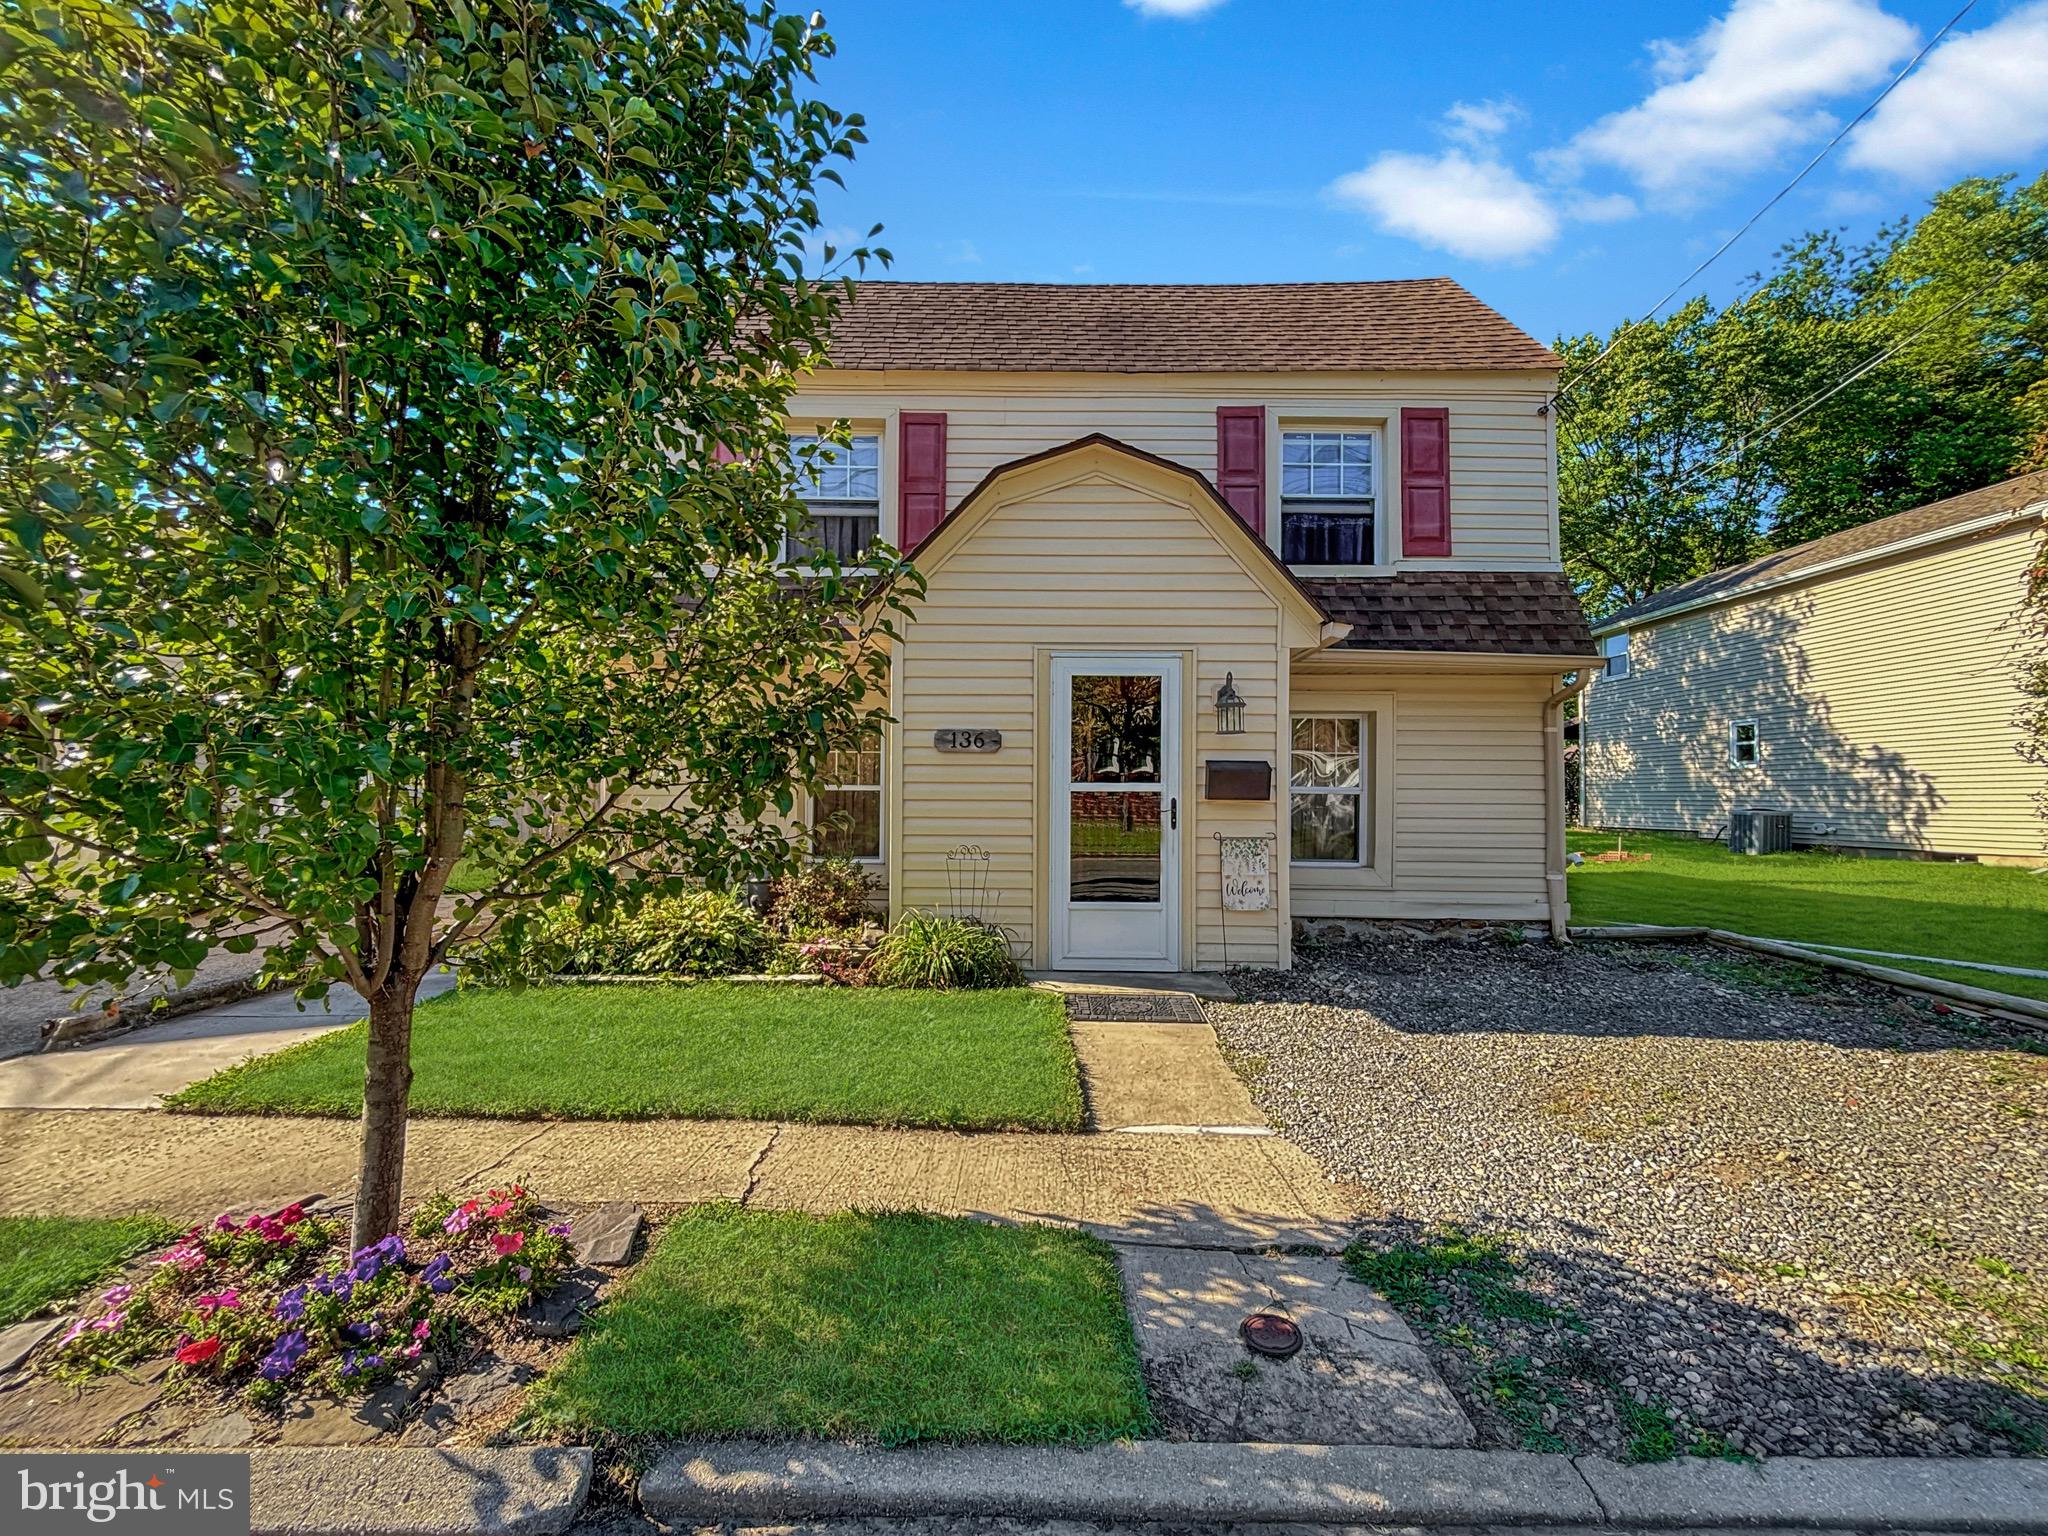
530;1206;1151;1444
168;982;1083;1131
0;1215;177;1325
1568;829;2048;1001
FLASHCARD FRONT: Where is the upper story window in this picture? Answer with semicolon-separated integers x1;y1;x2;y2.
1601;631;1630;679
788;433;880;563
1280;430;1377;566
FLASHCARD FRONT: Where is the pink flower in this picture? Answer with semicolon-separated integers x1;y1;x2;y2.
443;1201;480;1235
193;1289;239;1315
99;1284;133;1306
275;1203;306;1226
412;1319;431;1339
489;1231;525;1258
59;1317;89;1347
156;1241;206;1273
213;1213;237;1231
90;1308;127;1333
485;1200;513;1220
174;1335;222;1367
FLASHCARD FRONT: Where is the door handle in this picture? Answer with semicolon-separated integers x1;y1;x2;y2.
1168;797;1178;830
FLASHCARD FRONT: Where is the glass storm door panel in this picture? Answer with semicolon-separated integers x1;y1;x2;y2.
1050;657;1181;970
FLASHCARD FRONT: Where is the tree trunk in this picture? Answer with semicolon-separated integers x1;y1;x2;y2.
352;981;418;1247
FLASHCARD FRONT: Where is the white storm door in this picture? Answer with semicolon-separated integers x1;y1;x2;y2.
1050;655;1182;971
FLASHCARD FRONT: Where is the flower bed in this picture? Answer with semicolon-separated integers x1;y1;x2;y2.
50;1189;571;1407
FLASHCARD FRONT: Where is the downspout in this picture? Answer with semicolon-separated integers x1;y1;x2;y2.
1543;668;1596;943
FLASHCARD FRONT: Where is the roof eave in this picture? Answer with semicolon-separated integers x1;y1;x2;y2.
1593;502;2048;635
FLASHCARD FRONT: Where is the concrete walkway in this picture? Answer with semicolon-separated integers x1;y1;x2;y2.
0;970;455;1110
0;1107;1358;1243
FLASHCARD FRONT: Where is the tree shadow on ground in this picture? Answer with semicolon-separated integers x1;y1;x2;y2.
1343;1210;2047;1462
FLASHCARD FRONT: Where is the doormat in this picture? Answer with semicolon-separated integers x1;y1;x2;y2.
1063;992;1207;1024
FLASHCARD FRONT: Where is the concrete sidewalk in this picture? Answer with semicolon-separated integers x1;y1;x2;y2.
0;1106;1358;1243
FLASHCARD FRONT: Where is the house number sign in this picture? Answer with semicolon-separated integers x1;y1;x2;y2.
933;728;1002;753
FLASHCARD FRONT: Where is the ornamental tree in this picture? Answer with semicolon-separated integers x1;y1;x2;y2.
0;0;915;1242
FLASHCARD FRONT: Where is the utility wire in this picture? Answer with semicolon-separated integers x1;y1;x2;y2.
1552;0;1979;408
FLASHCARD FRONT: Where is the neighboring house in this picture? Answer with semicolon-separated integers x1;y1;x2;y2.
1582;471;2048;860
784;280;1596;971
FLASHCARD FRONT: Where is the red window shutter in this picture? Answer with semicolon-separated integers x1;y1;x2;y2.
1215;407;1265;534
1400;407;1451;557
898;412;948;547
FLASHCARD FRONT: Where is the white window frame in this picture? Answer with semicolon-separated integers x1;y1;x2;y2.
1288;713;1369;867
1601;631;1631;679
783;428;883;567
1728;720;1760;768
1276;426;1382;572
810;727;884;864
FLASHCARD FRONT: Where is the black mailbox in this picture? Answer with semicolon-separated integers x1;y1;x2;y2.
1204;759;1273;801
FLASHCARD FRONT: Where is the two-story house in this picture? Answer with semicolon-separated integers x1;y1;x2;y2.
788;280;1596;972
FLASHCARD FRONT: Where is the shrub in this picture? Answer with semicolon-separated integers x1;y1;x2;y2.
470;891;773;982
771;859;878;935
868;912;1022;990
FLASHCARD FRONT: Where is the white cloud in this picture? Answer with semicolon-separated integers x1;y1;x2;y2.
1567;0;1917;198
1443;98;1524;147
1845;1;2048;181
1123;0;1226;16
1329;149;1561;262
1562;190;1638;223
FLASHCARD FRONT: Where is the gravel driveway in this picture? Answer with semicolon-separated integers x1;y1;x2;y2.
1214;935;2048;1461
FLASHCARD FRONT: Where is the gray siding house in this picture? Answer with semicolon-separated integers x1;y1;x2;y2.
1581;471;2048;860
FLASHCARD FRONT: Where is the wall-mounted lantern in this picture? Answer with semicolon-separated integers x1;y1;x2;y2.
1214;672;1246;736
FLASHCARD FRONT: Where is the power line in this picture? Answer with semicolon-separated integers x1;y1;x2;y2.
1553;0;1980;407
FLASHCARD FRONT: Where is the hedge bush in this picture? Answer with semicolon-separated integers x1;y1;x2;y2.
469;891;772;982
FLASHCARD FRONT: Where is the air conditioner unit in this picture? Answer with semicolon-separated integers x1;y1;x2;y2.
1728;808;1792;856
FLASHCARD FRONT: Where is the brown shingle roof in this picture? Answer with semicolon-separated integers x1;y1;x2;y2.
1601;470;2048;630
1305;572;1598;658
821;280;1560;374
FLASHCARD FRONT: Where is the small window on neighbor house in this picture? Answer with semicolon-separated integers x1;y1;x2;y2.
787;433;880;563
1602;631;1630;679
1280;431;1377;566
813;730;882;861
1290;715;1366;864
1729;720;1760;767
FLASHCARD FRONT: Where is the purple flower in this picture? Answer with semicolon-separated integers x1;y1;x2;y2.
100;1284;133;1306
443;1201;480;1235
343;1234;405;1285
546;1223;571;1238
421;1253;455;1294
274;1284;308;1321
257;1329;308;1382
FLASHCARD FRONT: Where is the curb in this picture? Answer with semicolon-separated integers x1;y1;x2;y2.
39;974;277;1051
248;1447;592;1536
639;1439;2048;1531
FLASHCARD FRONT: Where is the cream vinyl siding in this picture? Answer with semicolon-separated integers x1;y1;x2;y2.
892;454;1296;969
1289;666;1554;922
789;369;1558;568
1582;519;2046;858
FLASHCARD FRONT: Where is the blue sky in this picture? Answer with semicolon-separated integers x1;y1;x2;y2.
808;0;2048;343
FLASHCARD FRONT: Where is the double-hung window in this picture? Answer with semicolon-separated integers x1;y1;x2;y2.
1729;720;1760;768
813;730;882;861
788;433;880;563
1289;715;1365;864
1601;631;1630;679
1280;430;1377;566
